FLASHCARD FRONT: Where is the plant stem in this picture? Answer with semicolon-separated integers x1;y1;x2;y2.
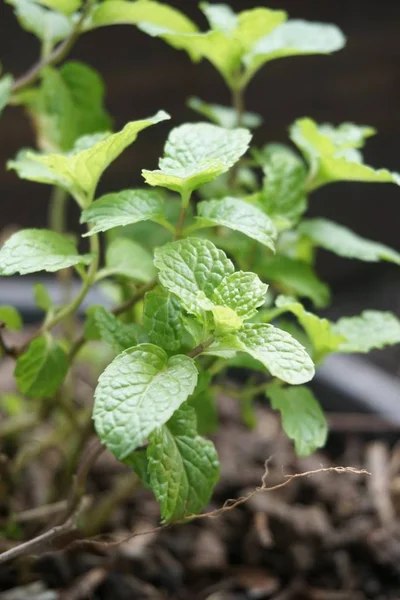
11;0;94;93
187;336;215;359
232;86;245;127
175;189;191;240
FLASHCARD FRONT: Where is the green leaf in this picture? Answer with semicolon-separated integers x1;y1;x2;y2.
154;238;234;317
143;290;184;351
89;0;198;33
188;372;218;435
259;255;330;309
195;197;277;251
267;384;327;456
93;344;198;459
298;219;400;265
34;0;81;15
84;306;142;352
33;283;53;312
187;96;262;129
0;306;22;330
147;403;219;521
244;20;345;83
81;189;166;235
104;237;156;282
24;61;111;152
0;75;13;117
332;310;400;353
212;271;268;320
8;111;170;207
235;323;315;385
200;2;237;34
15;336;68;398
260;144;307;229
290;118;399;189
274;296;344;362
142;123;251;195
0;229;91;276
6;0;73;44
211;305;243;335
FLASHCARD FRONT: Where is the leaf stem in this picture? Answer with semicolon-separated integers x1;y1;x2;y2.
11;0;94;93
187;336;215;359
175;189;191;240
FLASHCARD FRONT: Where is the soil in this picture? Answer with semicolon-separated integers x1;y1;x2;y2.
1;391;400;600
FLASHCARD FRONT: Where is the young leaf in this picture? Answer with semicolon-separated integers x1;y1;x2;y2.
93;344;198;459
84;306;142;352
290;118;400;189
333;311;400;353
212;272;268;320
211;306;243;335
142;123;251;195
235;323;315;385
143;291;184;351
259;255;330;309
195;197;277;251
0;306;22;330
147;403;219;522
267;384;327;456
23;61;111;151
298;219;400;265
15;336;68;398
89;0;198;34
9;111;170;207
274;296;344;362
81;189;166;235
187;96;263;130
35;0;81;15
200;2;237;34
33;283;53;312
244;20;346;83
0;75;13;117
0;229;91;276
6;0;73;44
260;144;307;229
154;238;234;317
104;237;156;282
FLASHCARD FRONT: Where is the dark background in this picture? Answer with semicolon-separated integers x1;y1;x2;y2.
1;0;400;288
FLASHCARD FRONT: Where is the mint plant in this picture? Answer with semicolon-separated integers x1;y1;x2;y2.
1;0;400;535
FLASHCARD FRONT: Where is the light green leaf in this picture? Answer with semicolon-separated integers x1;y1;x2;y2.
189;372;218;435
104;237;156;282
267;384;327;455
0;306;22;330
200;2;237;34
154;238;234;317
213;271;268;320
333;310;400;353
290;118;399;189
89;0;197;33
0;75;13;117
84;306;141;352
8;111;170;207
33;283;53;311
195;197;277;251
24;61;111;152
187;96;262;130
15;336;68;398
147;403;219;522
143;123;251;195
211;305;243;335
244;20;345;83
81;189;166;235
274;296;344;362
6;0;73;43
93;344;198;459
259;255;330;309
260;144;307;229
143;290;183;351
298;219;400;265
0;229;91;276
35;0;81;15
236;323;315;385
232;6;287;51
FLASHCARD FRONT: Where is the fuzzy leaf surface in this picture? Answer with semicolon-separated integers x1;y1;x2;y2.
267;384;327;455
0;229;91;276
84;306;141;352
142;123;251;194
15;336;68;398
333;311;400;353
196;197;277;251
213;271;268;320
147;403;219;522
143;291;184;351
104;238;156;282
187;96;262;130
93;344;198;459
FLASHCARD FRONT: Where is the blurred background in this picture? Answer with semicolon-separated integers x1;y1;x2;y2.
1;0;400;391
